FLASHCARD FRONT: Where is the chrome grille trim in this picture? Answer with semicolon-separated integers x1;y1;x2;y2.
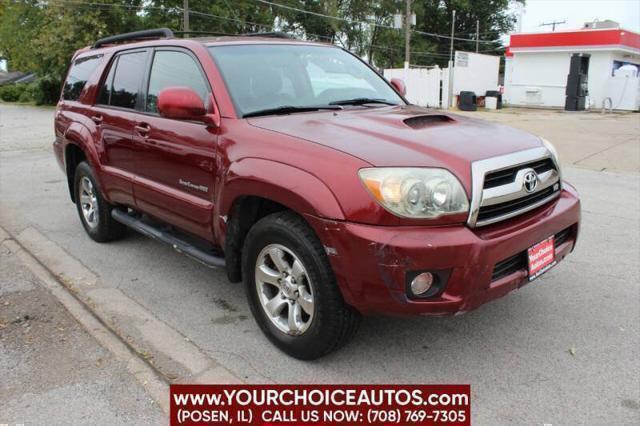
467;147;561;228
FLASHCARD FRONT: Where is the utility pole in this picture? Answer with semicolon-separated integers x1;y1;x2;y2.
404;0;412;70
448;10;456;108
540;20;566;31
449;10;456;62
475;20;480;53
183;0;190;33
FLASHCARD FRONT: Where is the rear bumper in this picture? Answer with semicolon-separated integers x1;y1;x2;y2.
307;183;581;316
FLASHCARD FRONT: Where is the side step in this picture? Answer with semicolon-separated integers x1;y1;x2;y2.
111;209;225;269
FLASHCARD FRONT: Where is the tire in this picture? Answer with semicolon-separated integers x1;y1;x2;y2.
242;211;361;360
73;161;126;242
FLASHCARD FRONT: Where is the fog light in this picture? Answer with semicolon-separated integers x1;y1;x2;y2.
410;272;434;295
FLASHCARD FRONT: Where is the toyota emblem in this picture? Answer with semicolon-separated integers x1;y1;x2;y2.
523;171;538;193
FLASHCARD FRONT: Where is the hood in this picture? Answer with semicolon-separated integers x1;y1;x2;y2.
248;105;545;185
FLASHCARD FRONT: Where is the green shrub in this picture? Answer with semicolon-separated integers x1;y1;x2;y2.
18;82;37;102
33;76;61;105
0;76;61;105
0;84;25;102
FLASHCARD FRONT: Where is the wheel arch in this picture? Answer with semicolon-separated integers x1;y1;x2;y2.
63;123;100;203
218;158;345;283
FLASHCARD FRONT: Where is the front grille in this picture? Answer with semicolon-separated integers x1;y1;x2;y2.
469;150;561;228
490;226;573;281
477;185;559;223
484;158;556;189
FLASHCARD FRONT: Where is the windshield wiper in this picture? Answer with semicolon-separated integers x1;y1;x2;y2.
243;105;342;118
329;98;398;106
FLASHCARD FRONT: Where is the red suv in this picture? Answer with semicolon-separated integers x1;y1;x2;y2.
54;29;580;359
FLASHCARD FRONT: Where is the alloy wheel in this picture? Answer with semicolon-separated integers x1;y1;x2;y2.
255;244;315;335
79;176;99;229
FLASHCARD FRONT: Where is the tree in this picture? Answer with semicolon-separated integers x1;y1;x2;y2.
0;0;44;73
0;0;521;103
0;0;147;78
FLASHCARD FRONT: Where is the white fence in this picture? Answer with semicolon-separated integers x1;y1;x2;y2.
385;51;500;109
384;66;449;108
452;51;500;97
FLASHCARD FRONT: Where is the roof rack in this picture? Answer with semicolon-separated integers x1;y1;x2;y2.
93;28;174;49
174;30;236;37
244;32;293;39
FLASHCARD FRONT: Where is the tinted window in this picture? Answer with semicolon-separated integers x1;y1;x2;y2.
109;51;147;109
62;55;103;101
146;50;209;113
97;57;117;105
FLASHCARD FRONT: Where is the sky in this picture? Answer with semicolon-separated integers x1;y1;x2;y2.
512;0;640;33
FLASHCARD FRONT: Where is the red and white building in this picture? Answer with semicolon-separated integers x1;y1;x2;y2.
504;22;640;111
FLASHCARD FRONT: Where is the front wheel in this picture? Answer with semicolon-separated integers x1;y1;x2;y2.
242;211;360;360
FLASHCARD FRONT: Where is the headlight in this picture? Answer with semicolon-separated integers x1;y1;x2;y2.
541;137;560;164
359;168;469;219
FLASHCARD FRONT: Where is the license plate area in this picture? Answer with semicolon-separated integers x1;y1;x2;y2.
527;236;556;281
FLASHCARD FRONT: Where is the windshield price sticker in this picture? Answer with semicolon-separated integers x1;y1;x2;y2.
170;384;470;425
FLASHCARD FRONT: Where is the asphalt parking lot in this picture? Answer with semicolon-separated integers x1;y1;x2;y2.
1;103;638;424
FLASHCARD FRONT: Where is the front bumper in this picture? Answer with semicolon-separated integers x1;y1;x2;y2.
307;184;581;316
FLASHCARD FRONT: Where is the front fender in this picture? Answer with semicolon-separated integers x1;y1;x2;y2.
217;157;345;232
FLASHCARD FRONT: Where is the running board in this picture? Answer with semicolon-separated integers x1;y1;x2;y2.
111;209;225;269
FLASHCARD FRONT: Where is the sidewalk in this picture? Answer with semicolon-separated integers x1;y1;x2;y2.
0;237;165;424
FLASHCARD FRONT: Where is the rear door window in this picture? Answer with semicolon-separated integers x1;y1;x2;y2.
99;51;147;109
145;50;209;113
62;55;103;101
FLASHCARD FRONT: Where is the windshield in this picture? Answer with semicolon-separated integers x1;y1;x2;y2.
209;44;404;117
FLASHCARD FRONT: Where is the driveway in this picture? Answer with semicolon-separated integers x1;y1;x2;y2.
1;103;638;424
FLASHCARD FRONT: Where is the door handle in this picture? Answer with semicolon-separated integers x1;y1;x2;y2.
134;123;151;137
91;115;103;124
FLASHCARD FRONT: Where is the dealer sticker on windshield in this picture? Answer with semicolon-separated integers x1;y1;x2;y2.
527;236;557;281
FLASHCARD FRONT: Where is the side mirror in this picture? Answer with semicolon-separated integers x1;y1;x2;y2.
158;87;219;127
390;78;407;97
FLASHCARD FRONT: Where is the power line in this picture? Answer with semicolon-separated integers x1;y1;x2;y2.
187;8;335;41
370;44;453;58
52;0;500;59
187;6;454;57
54;1;176;12
55;0;500;46
56;0;332;42
255;0;500;43
221;0;241;22
188;9;272;30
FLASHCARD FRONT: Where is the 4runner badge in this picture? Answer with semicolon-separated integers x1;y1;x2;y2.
179;179;209;193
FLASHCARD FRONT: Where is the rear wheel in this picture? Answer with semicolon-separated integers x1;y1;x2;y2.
242;211;360;360
74;161;125;242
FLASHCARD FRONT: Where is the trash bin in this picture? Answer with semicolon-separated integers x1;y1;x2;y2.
485;90;503;109
485;96;498;110
459;91;477;111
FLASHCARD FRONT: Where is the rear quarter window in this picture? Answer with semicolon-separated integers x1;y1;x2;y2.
62;55;103;101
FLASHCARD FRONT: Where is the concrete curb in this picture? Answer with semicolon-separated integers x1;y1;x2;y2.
0;225;246;415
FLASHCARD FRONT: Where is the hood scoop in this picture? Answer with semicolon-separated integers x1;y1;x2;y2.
403;114;455;129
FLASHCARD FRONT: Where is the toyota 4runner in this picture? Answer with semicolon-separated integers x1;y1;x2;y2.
54;29;581;359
